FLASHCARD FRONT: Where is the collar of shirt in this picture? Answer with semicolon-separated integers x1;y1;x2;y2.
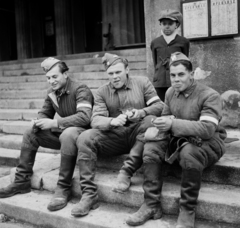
109;75;133;92
55;77;71;97
161;29;178;44
174;80;197;98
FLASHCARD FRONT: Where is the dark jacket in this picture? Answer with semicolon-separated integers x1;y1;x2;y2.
151;34;190;88
38;78;94;129
162;81;226;161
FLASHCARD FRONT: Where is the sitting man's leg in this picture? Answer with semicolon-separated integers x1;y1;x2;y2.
0;128;60;198
71;128;129;217
113;115;154;193
126;140;167;226
176;143;207;228
47;127;85;211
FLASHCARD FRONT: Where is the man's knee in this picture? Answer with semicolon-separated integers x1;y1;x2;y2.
179;144;205;171
59;127;84;144
143;142;165;164
77;129;99;161
22;127;38;149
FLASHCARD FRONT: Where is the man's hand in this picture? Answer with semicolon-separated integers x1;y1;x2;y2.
34;119;58;130
110;114;127;127
152;116;172;132
128;109;146;122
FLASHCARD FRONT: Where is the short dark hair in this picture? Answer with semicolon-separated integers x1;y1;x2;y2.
170;60;193;72
57;62;69;73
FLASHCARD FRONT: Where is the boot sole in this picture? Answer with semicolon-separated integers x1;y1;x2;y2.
0;189;31;198
47;201;68;212
126;212;162;226
71;202;100;217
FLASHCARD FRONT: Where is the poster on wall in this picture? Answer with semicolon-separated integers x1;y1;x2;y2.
211;0;238;36
182;0;209;38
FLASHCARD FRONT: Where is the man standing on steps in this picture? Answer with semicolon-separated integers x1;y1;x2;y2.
0;57;94;213
126;52;226;227
70;53;164;217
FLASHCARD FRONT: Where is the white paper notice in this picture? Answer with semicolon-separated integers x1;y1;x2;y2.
183;0;208;38
211;0;238;36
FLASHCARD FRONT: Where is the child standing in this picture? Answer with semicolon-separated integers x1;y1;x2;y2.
151;9;190;101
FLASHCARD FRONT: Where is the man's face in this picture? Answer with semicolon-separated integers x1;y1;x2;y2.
46;65;67;91
107;62;129;89
160;19;178;36
170;64;193;92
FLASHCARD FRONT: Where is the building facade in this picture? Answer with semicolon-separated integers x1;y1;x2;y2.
1;0;240;127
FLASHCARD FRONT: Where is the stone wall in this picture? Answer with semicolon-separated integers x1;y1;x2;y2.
144;0;240;128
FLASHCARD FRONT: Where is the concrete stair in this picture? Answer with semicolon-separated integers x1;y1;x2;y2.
0;49;240;227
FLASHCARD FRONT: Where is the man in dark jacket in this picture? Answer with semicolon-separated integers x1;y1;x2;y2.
0;57;94;212
126;52;226;227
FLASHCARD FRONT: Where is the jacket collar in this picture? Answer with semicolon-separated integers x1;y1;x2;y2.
109;75;132;92
48;77;71;107
174;80;197;98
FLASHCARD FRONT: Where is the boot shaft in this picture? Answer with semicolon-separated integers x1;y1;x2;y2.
121;140;144;176
180;169;202;211
15;147;38;183
78;160;98;197
143;163;163;208
57;154;77;189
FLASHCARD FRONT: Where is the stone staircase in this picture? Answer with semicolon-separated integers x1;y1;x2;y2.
0;48;239;228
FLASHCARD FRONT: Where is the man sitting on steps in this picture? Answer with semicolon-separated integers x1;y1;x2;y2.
70;53;164;217
0;57;94;213
126;52;226;227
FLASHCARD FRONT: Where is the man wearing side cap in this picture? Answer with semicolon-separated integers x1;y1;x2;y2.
131;52;226;227
0;57;94;212
70;53;164;217
151;9;190;101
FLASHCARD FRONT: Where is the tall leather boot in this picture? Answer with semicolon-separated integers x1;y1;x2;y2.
126;163;163;226
0;147;37;198
112;141;143;193
47;154;77;211
176;169;202;228
71;159;99;217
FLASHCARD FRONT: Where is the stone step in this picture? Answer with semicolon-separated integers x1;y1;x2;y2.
0;89;98;100
0;69;147;84
0;80;107;91
0;48;146;69
0;121;32;134
0;110;38;121
0;55;146;71
4;158;240;226
0;99;43;109
1;129;240;187
0;90;46;99
0;187;230;228
2;62;146;76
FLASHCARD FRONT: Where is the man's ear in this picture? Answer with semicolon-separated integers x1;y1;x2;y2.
126;66;129;74
190;71;194;79
63;72;68;78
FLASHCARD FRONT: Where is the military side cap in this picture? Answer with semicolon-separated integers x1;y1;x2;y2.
159;9;183;25
41;57;61;73
169;52;191;66
102;53;128;70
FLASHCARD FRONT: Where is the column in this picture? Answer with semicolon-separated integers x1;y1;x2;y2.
54;0;73;55
15;0;31;59
29;0;43;58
